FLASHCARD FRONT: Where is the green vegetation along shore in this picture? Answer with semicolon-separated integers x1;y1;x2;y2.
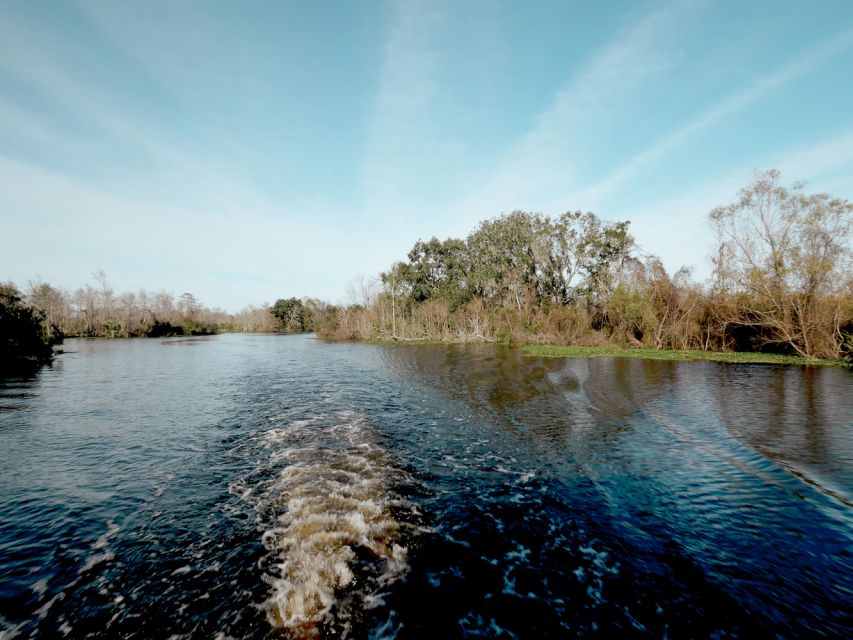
1;284;63;370
521;344;842;366
355;337;844;366
316;170;853;366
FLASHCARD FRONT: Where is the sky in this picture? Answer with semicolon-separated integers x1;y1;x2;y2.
2;0;852;311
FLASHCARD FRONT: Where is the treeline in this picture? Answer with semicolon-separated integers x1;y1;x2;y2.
23;272;231;338
8;272;324;341
320;171;853;361
0;276;329;368
4;170;850;365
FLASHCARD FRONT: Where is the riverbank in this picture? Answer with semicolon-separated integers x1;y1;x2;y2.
522;344;842;366
351;336;844;366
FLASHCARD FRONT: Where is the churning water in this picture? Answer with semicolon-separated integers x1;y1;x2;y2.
0;334;851;638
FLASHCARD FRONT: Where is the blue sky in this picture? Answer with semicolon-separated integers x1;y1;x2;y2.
2;0;852;311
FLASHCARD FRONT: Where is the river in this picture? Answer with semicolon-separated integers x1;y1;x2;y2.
1;334;851;638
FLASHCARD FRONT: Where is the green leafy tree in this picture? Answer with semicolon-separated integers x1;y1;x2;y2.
466;211;550;309
569;213;634;303
466;211;635;309
271;297;313;333
399;237;472;310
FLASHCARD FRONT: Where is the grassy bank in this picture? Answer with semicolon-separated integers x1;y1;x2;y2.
343;335;844;366
521;344;842;366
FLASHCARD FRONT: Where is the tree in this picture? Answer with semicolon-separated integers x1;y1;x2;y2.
552;211;635;304
384;237;472;312
465;210;635;309
710;169;853;357
466;211;550;310
179;292;199;320
270;298;313;333
1;283;63;369
607;257;701;349
27;281;68;340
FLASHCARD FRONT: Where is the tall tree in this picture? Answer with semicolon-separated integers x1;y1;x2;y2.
466;211;550;309
710;169;852;357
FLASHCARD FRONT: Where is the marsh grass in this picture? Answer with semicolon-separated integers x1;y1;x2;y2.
521;344;841;366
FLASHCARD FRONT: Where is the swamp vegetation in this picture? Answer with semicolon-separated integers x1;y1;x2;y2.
3;171;852;367
317;171;853;364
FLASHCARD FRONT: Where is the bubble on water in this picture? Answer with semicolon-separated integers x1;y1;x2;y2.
577;543;620;606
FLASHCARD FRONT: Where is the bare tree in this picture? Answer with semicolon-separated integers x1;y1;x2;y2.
710;170;852;357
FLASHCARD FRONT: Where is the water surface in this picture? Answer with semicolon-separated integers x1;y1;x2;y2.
1;334;851;638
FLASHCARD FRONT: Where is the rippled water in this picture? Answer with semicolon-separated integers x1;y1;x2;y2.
0;334;851;638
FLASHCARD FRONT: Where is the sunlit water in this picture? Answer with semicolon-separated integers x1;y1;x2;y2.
1;334;851;638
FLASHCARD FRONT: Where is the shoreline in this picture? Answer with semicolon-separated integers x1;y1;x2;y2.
523;344;842;366
327;336;844;367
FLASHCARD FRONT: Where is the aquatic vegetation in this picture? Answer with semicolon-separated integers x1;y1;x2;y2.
521;344;842;366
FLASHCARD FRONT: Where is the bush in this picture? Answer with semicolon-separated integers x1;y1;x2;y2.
1;283;63;369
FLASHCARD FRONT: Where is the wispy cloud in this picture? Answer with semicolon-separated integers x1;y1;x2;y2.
574;28;853;208
360;0;450;219
612;128;853;278
0;5;272;215
0;154;371;308
443;0;704;231
2;1;850;306
774;130;853;188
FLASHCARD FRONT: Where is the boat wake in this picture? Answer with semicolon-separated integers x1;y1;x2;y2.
236;411;411;636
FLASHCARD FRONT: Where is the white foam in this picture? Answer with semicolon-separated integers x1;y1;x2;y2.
30;578;49;596
248;412;411;632
78;551;114;574
577;543;620;605
0;615;22;640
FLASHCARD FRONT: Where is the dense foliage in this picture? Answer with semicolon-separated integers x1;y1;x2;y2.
270;297;320;333
320;171;852;360
1;283;63;369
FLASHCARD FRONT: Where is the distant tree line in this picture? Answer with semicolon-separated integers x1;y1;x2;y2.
2;271;324;349
268;297;334;334
320;171;853;361
22;272;225;338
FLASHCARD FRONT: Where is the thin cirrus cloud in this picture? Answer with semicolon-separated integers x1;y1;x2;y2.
614;128;853;279
0;5;273;216
438;0;703;234
575;27;853;210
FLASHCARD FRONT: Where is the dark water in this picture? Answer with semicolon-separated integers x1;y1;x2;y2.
1;334;851;639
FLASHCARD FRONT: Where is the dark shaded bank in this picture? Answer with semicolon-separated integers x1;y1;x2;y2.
0;283;62;373
145;320;217;337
